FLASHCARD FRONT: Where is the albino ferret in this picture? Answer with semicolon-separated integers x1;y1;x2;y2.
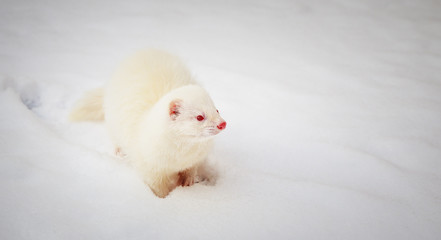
70;50;226;198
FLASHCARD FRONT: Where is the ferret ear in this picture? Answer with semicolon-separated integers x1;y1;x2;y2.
169;99;182;120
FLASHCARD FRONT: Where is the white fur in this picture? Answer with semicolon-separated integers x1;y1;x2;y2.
69;88;104;121
70;49;226;197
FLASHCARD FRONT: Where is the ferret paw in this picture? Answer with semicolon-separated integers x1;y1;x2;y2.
151;188;170;198
177;171;195;187
148;184;172;198
115;147;126;158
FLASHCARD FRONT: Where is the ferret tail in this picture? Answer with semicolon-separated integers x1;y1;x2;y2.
69;88;105;122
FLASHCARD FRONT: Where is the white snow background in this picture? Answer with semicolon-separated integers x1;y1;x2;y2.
1;0;441;239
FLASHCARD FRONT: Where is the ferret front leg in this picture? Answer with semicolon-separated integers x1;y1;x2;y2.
177;167;198;187
145;172;176;198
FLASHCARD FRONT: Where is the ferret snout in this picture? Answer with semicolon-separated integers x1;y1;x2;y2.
217;121;227;130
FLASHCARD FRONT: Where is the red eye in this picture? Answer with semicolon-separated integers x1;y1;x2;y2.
216;109;219;113
196;115;205;121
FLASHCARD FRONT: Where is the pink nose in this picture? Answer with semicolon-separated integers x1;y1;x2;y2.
217;121;227;130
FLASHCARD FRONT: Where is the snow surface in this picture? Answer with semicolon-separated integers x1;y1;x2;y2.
1;0;441;239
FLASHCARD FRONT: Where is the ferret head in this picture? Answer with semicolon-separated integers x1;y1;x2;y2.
167;86;226;140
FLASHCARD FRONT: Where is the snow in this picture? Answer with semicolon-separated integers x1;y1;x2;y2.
1;0;441;239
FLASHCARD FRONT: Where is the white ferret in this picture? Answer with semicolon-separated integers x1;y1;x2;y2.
70;50;226;198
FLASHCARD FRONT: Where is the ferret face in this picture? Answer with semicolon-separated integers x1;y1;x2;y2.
169;99;226;139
